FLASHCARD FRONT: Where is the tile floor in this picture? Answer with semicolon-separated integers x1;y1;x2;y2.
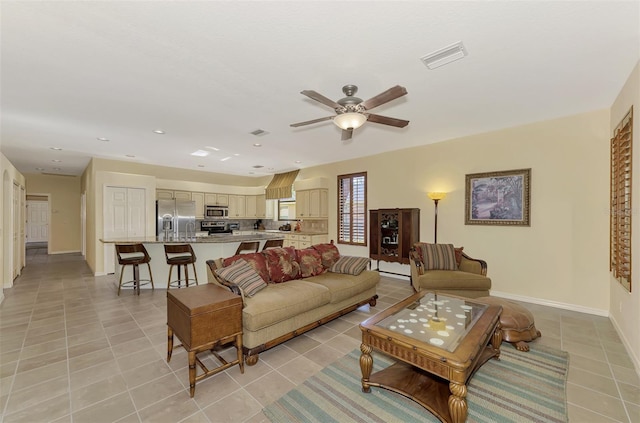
0;249;638;422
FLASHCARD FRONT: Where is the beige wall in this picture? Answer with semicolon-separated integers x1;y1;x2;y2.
1;153;26;293
609;61;640;373
25;174;81;254
300;109;611;315
81;160;96;272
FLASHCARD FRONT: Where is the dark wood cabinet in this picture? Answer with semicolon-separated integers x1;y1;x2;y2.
369;208;420;265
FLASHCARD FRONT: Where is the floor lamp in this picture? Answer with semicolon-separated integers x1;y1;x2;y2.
427;192;446;243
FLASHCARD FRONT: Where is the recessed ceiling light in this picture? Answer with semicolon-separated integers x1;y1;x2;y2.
233;153;240;156
252;165;264;168
190;150;209;157
206;146;220;151
35;167;45;171
253;143;262;147
50;147;62;151
197;165;205;168
220;157;231;162
126;154;135;158
97;137;109;142
51;159;62;163
295;160;302;164
153;129;165;134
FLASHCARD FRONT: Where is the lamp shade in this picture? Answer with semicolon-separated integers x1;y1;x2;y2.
333;112;367;130
428;192;447;201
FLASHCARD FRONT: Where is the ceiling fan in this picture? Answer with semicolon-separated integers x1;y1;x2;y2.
290;84;409;141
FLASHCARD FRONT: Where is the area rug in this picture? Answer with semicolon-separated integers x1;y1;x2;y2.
263;344;569;423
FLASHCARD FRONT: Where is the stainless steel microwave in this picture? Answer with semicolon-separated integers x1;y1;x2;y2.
205;205;229;218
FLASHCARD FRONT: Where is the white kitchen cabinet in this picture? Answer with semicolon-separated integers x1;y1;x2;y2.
156;189;174;200
173;190;192;201
245;195;257;218
228;194;246;218
265;199;276;219
284;233;328;249
191;192;205;219
256;194;266;218
296;189;328;219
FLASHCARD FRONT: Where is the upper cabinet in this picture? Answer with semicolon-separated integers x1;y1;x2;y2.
156;189;174;200
228;194;246;218
191;192;205;219
296;188;328;219
206;193;229;206
173;191;192;201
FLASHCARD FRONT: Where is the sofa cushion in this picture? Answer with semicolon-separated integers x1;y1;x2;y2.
416;270;492;290
415;243;458;270
214;259;267;298
242;280;331;331
312;243;341;269
262;246;300;283
305;270;379;304
223;253;270;283
329;256;370;276
296;248;325;278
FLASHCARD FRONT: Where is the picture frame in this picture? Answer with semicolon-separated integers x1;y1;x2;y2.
465;168;531;226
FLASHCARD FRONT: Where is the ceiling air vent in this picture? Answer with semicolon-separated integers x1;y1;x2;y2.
250;129;269;136
420;41;467;70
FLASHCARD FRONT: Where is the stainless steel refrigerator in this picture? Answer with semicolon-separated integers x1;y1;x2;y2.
156;200;196;240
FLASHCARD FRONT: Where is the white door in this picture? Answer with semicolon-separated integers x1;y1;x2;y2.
13;183;19;279
81;193;86;257
26;201;49;243
103;186;146;274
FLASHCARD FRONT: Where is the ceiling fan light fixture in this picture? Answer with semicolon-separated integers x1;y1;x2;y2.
333;112;367;130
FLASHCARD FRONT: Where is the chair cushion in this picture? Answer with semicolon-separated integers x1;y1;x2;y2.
214;259;267;298
242;280;331;331
312;243;341;269
262;246;300;283
223;253;270;283
416;270;492;290
296;248;325;278
328;256;370;276
415;243;458;270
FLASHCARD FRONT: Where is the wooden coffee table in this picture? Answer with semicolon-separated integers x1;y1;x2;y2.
360;291;502;423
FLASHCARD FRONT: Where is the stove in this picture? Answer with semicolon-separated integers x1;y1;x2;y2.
201;221;232;234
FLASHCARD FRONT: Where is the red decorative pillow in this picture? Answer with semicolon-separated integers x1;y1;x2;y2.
296;248;325;278
312;243;340;269
223;252;269;283
454;247;464;267
262;246;300;283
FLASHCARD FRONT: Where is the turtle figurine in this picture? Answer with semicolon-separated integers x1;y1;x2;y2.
475;296;542;352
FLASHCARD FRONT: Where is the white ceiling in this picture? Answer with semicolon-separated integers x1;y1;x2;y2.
1;1;639;177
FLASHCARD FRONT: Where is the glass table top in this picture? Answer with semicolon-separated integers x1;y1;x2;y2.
376;292;488;352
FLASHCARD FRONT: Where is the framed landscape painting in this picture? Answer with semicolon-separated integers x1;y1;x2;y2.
465;168;531;226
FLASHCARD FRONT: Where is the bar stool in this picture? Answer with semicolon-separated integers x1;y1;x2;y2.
164;244;198;289
262;239;284;251
235;241;260;255
115;244;154;296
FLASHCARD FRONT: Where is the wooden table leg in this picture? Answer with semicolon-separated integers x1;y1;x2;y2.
236;333;244;374
167;326;174;362
448;382;468;423
359;343;373;393
188;350;196;398
492;321;503;359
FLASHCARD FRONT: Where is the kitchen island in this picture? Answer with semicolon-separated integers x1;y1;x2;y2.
101;233;285;291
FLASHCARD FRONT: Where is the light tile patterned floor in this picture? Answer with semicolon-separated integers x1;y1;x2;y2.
0;249;638;422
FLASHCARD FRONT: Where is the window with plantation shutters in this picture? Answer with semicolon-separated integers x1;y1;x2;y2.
610;107;633;292
338;172;367;245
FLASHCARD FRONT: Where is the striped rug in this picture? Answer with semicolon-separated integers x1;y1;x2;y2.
263;344;569;423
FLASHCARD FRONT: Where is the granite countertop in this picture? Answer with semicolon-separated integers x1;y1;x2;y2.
100;233;285;244
261;230;328;236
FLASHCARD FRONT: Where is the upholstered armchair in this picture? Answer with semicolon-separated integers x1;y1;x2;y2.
409;243;491;298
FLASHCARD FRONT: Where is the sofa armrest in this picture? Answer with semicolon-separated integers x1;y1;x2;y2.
458;253;488;276
205;259;246;302
408;248;423;292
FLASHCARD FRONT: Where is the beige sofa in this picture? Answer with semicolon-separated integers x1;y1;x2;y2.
207;246;379;365
409;244;491;298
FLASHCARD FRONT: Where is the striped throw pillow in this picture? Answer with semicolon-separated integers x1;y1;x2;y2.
418;243;458;271
328;256;370;276
215;259;267;297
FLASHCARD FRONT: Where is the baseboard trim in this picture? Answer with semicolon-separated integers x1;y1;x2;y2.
94;272;108;276
0;291;4;304
608;315;640;377
50;250;81;255
490;290;609;317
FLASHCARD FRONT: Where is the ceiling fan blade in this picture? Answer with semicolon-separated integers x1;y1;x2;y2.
290;116;334;127
366;113;410;128
360;85;408;110
341;128;353;141
300;90;342;109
